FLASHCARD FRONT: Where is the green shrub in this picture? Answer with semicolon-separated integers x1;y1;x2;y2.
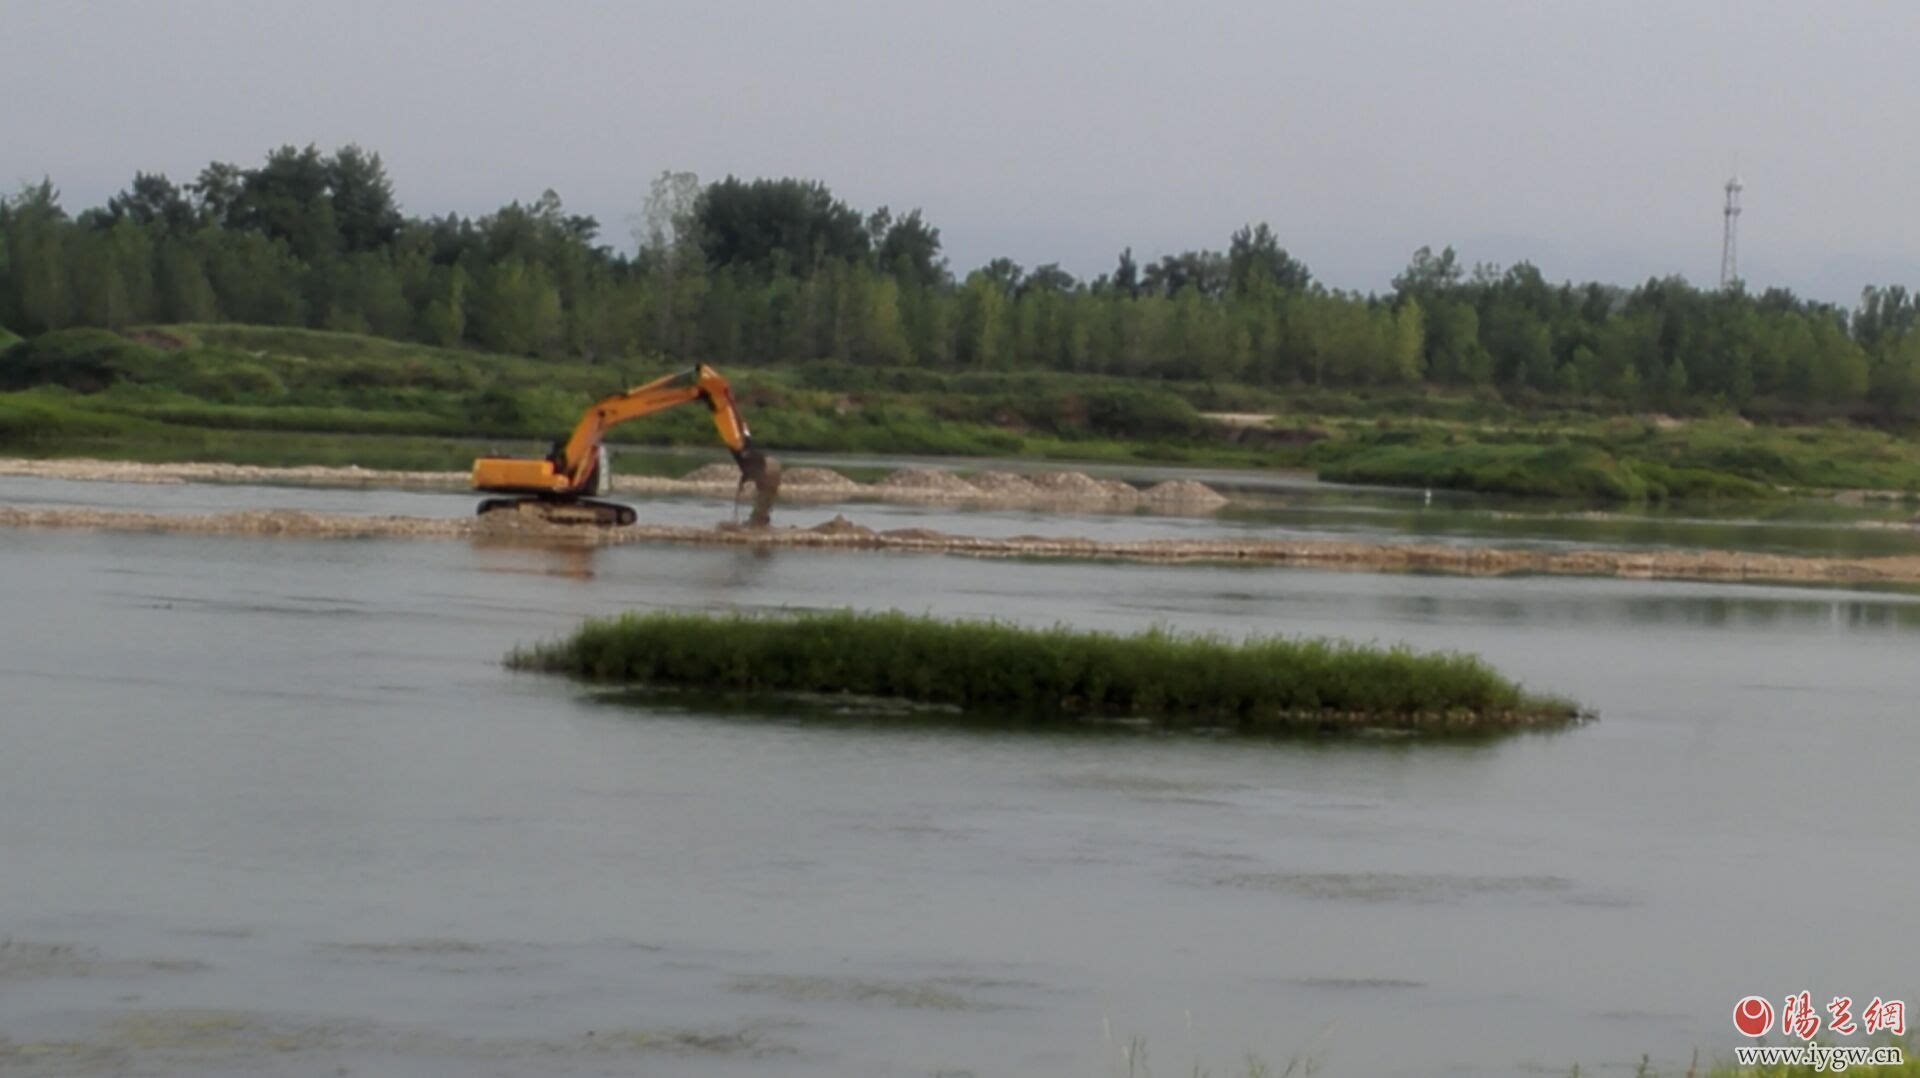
1079;387;1207;439
0;392;174;445
1317;440;1647;501
1627;461;1774;501
461;385;587;436
174;359;288;403
0;329;173;393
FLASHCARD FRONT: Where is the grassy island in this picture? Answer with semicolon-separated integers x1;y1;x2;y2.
507;609;1582;733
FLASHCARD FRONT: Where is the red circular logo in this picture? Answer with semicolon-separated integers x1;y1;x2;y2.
1734;996;1775;1037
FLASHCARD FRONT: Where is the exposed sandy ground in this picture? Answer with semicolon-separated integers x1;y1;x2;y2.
1199;412;1277;427
5;503;1920;587
0;458;464;488
0;458;1228;512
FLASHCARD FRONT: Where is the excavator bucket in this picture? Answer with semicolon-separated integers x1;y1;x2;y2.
743;454;781;527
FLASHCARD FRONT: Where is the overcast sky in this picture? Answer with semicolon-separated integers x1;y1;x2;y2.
8;0;1919;304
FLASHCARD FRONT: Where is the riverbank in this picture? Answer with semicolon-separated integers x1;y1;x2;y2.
7;502;1920;587
13;324;1920;505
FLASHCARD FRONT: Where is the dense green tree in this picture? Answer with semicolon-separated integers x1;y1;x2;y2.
1108;247;1141;299
638;169;702;261
0;180;72;332
201;228;305;325
189;162;247;229
1142;250;1228;299
954;270;1008;368
154;235;219;323
1020;263;1078;297
467;258;563;355
977;257;1024;296
67;218;154;328
1855;286;1915;351
233;144;337;261
1392;245;1464;296
873;208;946;287
415;264;467;347
327;145;402;253
1227;223;1311;295
1871;326;1920;412
695;177;868;274
107;173;200;235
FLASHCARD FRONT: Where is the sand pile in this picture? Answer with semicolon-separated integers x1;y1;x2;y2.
965;471;1043;499
1143;480;1231;509
1028;471;1142;505
876;469;980;497
781;467;860;491
807;514;875;538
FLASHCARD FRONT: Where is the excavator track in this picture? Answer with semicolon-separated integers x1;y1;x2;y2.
475;496;638;527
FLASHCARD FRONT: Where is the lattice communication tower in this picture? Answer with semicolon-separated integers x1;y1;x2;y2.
1720;174;1743;288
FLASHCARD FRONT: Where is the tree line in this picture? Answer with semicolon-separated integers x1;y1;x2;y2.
4;143;1920;418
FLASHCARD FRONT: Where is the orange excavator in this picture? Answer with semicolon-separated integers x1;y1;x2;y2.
471;364;780;527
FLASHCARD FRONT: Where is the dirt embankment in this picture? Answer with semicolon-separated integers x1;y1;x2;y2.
6;502;1920;587
0;458;1230;514
0;458;465;488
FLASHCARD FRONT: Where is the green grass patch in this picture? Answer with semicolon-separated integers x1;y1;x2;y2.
507;609;1582;734
0;389;500;470
1316;439;1648;501
1313;438;1780;503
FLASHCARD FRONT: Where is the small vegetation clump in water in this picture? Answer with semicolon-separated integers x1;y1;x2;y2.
507;609;1581;732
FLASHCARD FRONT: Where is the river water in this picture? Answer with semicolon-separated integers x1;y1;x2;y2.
1;478;1916;1076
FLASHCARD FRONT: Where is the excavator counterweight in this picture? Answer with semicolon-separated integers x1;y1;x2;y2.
471;364;779;527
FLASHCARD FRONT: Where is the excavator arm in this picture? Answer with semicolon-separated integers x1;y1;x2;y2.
472;364;779;526
551;365;766;491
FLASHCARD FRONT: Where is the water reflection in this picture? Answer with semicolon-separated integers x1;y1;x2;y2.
704;545;778;590
1377;589;1920;631
578;687;1586;753
469;536;603;579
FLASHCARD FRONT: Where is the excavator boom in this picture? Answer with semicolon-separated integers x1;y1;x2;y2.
471;364;779;526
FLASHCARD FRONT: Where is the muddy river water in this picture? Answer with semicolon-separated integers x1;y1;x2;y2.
2;476;1917;1076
